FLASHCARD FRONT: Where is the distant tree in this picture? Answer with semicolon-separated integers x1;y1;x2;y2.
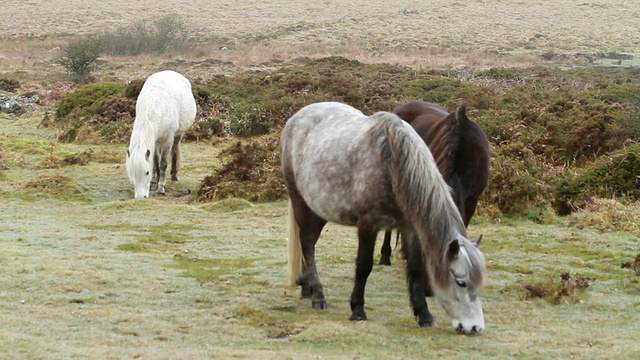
100;15;190;56
57;38;104;83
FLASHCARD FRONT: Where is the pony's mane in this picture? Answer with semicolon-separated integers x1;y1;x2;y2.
458;239;486;290
423;107;464;182
127;120;156;176
368;111;484;288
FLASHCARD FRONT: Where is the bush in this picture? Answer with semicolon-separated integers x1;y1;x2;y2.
57;38;103;83
196;133;286;202
99;16;189;56
124;78;146;99
56;82;125;118
53;82;126;142
0;78;20;92
483;142;551;216
553;144;640;215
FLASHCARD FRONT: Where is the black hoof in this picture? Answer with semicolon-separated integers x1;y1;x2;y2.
418;318;437;327
312;300;327;310
378;257;392;266
349;312;367;321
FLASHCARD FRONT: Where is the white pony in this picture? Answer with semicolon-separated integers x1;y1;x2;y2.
126;70;197;198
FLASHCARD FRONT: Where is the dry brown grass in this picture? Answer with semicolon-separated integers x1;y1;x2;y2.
2;0;639;89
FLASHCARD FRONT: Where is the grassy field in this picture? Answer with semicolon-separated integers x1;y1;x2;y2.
1;113;639;359
1;1;640;359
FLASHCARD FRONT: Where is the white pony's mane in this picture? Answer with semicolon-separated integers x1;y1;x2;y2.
127;114;156;176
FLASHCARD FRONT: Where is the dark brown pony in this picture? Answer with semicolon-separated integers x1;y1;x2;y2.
379;101;490;266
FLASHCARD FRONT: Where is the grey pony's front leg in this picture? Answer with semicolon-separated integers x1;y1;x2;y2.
401;230;437;327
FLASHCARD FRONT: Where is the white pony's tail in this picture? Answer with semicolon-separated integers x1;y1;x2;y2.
287;200;304;286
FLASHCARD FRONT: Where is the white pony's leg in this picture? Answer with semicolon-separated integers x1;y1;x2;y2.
156;145;171;195
170;134;182;181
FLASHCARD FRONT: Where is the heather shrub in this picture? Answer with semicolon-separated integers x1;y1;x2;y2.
56;38;103;83
554;144;640;215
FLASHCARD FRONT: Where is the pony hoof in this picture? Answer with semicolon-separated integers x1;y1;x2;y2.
419;319;437;328
300;285;312;299
349;312;367;321
156;192;166;196
312;300;327;310
171;176;178;181
378;258;392;266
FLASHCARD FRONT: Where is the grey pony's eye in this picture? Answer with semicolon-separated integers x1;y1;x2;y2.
455;280;467;288
145;171;150;176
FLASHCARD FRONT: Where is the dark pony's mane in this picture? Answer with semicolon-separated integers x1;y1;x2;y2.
367;113;483;288
392;101;489;227
420;108;464;184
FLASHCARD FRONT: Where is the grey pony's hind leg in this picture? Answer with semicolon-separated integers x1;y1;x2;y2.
289;191;328;309
401;230;437;327
170;134;182;181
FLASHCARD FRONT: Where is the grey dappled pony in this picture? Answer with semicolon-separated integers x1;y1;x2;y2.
281;102;486;334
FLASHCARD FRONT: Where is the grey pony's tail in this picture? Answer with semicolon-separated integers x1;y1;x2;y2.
287;200;304;286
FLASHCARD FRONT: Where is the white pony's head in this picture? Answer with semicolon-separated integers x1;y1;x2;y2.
431;236;485;334
126;148;153;198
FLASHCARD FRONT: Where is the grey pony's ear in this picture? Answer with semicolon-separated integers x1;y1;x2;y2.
447;239;461;261
126;149;130;157
145;149;151;161
473;234;483;247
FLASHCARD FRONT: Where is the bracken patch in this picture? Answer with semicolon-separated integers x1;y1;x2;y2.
522;272;595;304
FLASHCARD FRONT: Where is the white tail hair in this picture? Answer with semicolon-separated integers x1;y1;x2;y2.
287;200;304;286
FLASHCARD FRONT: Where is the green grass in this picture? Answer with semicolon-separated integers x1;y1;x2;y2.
2;111;640;359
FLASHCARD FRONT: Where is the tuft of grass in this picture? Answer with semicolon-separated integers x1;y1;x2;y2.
522;272;595;304
170;254;260;284
567;197;640;235
620;253;640;276
23;173;89;202
200;198;254;212
116;243;148;253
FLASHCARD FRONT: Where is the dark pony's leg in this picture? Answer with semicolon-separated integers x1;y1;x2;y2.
379;229;392;265
401;230;437;327
290;192;328;309
170;134;182;181
350;222;378;321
